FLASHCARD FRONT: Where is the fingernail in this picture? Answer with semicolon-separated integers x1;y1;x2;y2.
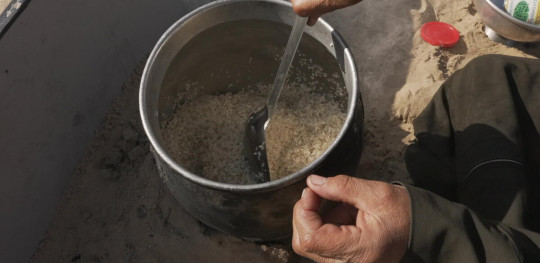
309;175;327;186
301;188;307;199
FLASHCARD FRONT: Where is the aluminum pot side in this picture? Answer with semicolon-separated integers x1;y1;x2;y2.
140;0;363;240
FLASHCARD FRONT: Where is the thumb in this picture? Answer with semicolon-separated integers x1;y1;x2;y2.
306;174;376;210
293;188;362;261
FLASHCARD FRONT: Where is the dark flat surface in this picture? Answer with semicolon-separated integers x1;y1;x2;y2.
0;0;206;262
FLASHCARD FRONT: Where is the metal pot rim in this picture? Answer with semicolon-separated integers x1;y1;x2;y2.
139;0;359;193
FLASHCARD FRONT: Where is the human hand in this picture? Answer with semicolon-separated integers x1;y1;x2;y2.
292;175;411;263
291;0;363;26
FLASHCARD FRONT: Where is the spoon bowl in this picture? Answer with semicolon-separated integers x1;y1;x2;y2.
243;106;270;182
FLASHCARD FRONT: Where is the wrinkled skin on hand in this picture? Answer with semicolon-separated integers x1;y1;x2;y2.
291;0;363;25
292;175;411;263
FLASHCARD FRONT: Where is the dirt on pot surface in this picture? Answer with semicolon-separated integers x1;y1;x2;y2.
33;0;539;262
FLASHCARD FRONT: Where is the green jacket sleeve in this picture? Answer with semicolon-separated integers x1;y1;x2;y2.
403;184;540;263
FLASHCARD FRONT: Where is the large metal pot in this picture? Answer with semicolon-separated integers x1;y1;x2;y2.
140;0;363;241
475;0;540;44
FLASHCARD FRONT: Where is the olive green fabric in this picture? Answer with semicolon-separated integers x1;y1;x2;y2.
402;55;540;262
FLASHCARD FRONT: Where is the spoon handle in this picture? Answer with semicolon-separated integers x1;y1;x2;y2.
266;15;308;119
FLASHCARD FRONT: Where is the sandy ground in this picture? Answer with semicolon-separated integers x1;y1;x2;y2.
32;0;539;262
0;0;10;14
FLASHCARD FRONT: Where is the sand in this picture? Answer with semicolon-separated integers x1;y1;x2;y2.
32;0;539;262
352;0;538;184
0;0;10;14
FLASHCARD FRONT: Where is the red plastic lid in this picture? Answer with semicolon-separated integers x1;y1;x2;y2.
421;22;460;48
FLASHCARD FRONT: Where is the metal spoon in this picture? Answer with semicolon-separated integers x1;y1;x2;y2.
244;15;308;183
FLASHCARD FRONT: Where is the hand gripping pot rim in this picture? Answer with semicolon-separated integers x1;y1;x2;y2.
505;0;540;24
